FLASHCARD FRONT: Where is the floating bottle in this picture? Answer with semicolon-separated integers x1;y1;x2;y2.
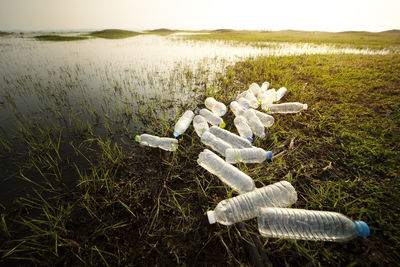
205;97;227;116
262;103;308;114
260;89;277;106
193;115;209;137
135;134;178;151
207;181;297;225
243;109;265;138
237;97;250;109
209;126;252;149
197;149;255;194
233;115;253;142
257;208;370;242
252;109;275;127
275;87;287;101
201;131;232;156
230;101;246;117
249;83;262;99
199;108;226;128
173;110;194;137
225;147;272;164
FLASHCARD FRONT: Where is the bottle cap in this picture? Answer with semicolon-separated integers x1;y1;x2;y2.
173;131;180;138
247;137;254;143
303;104;308;110
265;151;273;160
134;135;140;142
244;102;250;109
207;211;216;224
219;122;226;129
353;220;370;237
220;110;226;116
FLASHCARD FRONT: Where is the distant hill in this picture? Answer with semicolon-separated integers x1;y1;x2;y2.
89;29;140;39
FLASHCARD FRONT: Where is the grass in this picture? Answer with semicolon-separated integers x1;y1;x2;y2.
88;29;141;39
0;31;11;36
0;34;399;265
34;35;89;41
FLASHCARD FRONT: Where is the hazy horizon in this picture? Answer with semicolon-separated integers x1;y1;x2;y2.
1;0;400;33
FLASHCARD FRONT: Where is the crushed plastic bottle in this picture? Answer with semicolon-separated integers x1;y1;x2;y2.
197;149;255;194
237;90;259;108
193;115;209;137
243;109;265;138
249;83;262;99
275;87;287;101
260;89;277;106
209;126;253;149
263;103;308;114
207;181;297;225
173;110;194;137
257;208;370;242
237;97;250;109
233;115;253;142
199;108;226;128
205;97;227;116
252;109;275;128
135;134;178;151
225;147;272;164
201;131;232;156
230;101;246;117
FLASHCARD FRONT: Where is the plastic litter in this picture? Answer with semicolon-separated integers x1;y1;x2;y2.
258;207;370;242
173;110;194;137
260;89;277;106
135;134;178;151
275;87;287;101
262;102;308;114
233;115;253;142
252;109;275;127
193;115;209;137
209;126;252;149
199;108;226;128
197;149;255;194
205;97;227;116
243;109;265;138
237;97;250;109
201;131;232;156
207;181;297;225
237;90;259;108
249;83;262;99
230;101;246;117
225;147;272;164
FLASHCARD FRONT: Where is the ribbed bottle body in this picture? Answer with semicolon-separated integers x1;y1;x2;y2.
252;109;275;128
135;134;178;151
260;89;277;106
230;101;246;117
209;126;252;149
197;149;255;194
233;116;253;142
262;103;308;114
199;108;225;127
243;109;265;138
173;110;194;137
201;132;232;156
225;147;272;164
257;208;359;242
193;115;209;137
158;137;178;151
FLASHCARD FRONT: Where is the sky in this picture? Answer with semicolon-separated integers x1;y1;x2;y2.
0;0;399;32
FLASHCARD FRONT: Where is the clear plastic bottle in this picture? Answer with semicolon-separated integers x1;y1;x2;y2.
257;208;370;242
275;87;287;101
205;97;227;116
173;110;194;137
199;108;226;128
135;134;178;151
209;126;253;149
201;131;232;156
237;97;250;109
225;147;272;164
260;89;277;106
252;109;275;128
233;115;253;142
249;83;262;99
230;101;246;117
262;103;308;114
260;82;270;92
193;115;209;137
237;90;259;109
243;109;265;138
197;149;255;194
207;181;297;225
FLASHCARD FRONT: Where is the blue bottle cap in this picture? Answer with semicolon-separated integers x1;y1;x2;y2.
220;110;226;116
173;131;180;138
266;151;273;160
353;220;370;237
244;102;250;109
247;137;253;143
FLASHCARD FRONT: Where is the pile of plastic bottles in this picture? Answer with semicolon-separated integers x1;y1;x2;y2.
135;82;369;242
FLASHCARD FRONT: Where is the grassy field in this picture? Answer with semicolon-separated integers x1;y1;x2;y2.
0;32;399;266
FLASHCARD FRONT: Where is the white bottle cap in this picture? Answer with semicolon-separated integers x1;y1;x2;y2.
303;104;308;110
207;210;216;224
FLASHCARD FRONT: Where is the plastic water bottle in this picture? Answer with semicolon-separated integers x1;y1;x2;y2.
197;149;255;194
261;82;270;92
233;116;253;142
249;83;262;99
260;89;277;106
252;109;275;127
275;87;287;101
207;181;297;225
237;97;250;109
243;109;265;138
193;115;209;137
199;108;226;128
209;126;252;149
225;147;272;164
205;97;227;116
257;208;370;242
237;90;258;108
230;101;246;117
135;134;178;151
201;131;232;156
173;110;194;137
262;103;308;114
